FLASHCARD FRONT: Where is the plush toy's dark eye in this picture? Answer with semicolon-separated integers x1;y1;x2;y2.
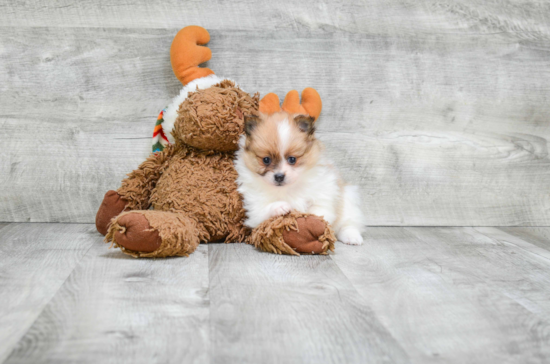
263;157;271;166
287;156;296;165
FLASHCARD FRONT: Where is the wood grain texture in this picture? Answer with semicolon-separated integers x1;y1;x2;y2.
4;242;209;364
2;225;550;362
208;243;409;364
1;1;549;225
330;227;550;363
0;0;548;40
498;227;550;252
0;223;94;363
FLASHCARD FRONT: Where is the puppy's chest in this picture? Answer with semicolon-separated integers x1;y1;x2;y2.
271;189;316;212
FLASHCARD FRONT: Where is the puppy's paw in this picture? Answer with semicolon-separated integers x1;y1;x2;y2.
337;228;364;245
268;201;292;218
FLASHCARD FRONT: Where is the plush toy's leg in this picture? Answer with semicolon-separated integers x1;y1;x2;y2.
248;212;336;256
96;148;174;236
105;210;203;258
116;147;174;211
95;190;128;236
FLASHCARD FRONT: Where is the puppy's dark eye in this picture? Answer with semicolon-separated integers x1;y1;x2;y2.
287;156;296;165
263;157;271;166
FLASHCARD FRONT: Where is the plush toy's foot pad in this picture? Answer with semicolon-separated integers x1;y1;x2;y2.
95;190;128;236
105;210;201;258
282;216;327;254
110;212;162;253
248;212;336;256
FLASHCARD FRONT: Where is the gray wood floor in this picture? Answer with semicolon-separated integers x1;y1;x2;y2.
1;224;550;364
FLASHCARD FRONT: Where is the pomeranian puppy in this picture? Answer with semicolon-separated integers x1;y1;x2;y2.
235;111;364;245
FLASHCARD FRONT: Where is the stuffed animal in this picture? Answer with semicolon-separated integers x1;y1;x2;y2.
95;26;335;257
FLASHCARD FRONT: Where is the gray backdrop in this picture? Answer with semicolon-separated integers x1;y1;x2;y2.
1;0;549;225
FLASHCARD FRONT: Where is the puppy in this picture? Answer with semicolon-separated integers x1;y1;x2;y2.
235;111;364;245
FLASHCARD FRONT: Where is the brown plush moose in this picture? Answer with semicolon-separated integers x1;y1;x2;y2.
95;26;335;257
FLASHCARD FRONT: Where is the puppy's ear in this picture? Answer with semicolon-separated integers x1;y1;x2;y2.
244;115;259;136
294;115;315;135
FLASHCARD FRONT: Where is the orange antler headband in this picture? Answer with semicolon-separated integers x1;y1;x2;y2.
170;26;215;85
259;88;323;121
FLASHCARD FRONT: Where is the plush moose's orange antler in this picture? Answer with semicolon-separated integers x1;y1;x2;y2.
259;93;281;114
282;88;322;121
259;88;323;120
170;26;215;85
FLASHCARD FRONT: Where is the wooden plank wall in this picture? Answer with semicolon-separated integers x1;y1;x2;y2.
1;1;549;225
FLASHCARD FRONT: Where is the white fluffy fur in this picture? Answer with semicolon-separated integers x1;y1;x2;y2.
235;135;365;245
162;75;232;143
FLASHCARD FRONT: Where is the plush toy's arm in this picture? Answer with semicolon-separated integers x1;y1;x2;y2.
117;146;174;210
247;212;336;256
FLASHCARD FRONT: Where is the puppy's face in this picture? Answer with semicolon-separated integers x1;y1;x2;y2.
242;111;320;187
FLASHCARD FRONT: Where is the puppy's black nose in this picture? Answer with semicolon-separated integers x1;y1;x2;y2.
274;173;285;183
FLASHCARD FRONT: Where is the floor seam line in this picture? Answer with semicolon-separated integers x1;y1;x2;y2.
1;241;95;364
